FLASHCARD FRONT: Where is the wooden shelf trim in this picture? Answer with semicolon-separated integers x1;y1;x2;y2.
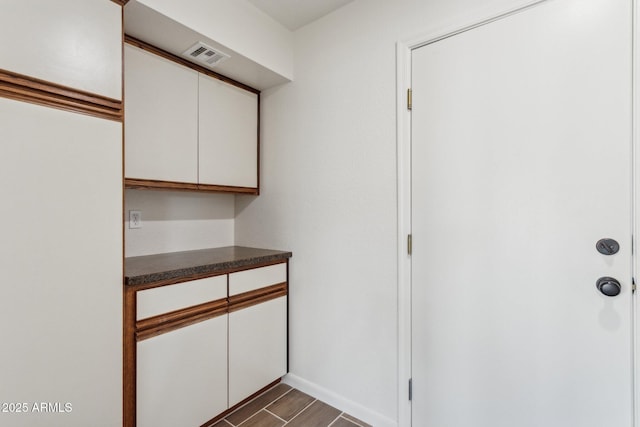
124;178;198;192
0;69;123;121
124;35;260;95
228;283;288;313
125;178;259;195
123;287;137;427
111;0;129;5
136;299;228;341
135;282;288;340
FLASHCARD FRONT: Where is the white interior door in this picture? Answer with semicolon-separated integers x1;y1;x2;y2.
411;1;633;426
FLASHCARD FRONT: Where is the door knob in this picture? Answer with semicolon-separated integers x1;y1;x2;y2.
596;277;621;297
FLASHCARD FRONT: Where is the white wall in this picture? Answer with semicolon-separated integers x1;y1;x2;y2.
234;0;547;425
125;190;235;257
136;0;293;81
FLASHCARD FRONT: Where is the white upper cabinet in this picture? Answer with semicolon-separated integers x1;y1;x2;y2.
0;0;122;100
124;42;259;193
199;74;258;188
125;44;199;183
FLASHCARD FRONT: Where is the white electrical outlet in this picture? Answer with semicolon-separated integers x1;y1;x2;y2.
129;210;142;229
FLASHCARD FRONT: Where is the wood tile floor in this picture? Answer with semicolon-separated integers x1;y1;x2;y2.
210;383;372;427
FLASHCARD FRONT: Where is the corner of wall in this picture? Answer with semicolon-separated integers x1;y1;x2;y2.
282;374;398;427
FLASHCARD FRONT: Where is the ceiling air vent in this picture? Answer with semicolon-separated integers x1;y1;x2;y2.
182;42;230;68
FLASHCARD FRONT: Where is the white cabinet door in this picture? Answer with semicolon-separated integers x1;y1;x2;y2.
229;296;287;407
0;98;122;427
0;0;121;100
199;74;258;188
137;317;228;427
125;44;198;183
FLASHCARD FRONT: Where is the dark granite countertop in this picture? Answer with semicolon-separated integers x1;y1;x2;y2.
124;246;292;287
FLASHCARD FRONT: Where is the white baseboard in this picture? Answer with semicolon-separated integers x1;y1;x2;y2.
282;373;398;427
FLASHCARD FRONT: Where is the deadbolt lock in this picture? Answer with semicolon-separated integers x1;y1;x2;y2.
596;238;619;256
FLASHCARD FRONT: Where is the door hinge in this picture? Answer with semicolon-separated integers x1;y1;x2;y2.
408;378;413;401
633;277;636;293
407;88;412;110
408;234;412;255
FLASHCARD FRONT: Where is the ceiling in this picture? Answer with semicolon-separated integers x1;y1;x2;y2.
124;0;356;89
246;0;354;31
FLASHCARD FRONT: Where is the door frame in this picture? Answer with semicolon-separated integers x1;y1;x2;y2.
395;1;639;426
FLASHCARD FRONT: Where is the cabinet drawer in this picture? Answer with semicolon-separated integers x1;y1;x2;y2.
229;263;287;296
137;275;227;320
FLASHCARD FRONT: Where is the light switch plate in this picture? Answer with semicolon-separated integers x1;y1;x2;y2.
129;210;142;229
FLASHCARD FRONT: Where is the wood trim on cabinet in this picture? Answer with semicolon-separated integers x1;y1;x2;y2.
120;3;130;426
256;92;261;196
124;178;259;195
124;178;199;192
111;0;129;5
124;35;260;95
286;260;289;373
0;69;123;121
136;299;228;341
228;283;288;313
123;287;137;427
197;182;259;195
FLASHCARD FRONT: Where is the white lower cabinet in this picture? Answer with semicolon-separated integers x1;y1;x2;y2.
129;262;289;427
137;316;228;427
229;296;288;407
